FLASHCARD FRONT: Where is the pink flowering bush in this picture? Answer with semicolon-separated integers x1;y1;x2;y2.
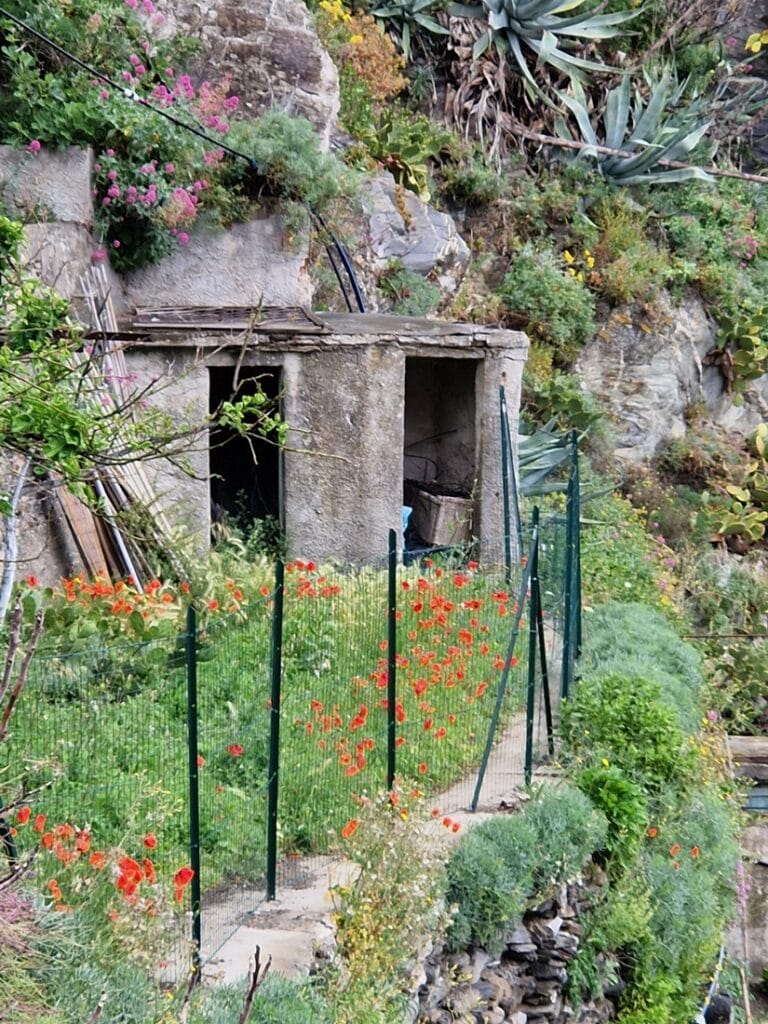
0;0;351;271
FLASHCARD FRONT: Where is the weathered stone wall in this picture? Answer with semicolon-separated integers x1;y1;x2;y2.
124;316;528;565
417;877;615;1024
157;0;339;149
0;145;313;314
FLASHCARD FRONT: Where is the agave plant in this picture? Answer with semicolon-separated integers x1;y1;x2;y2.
448;0;639;90
554;71;715;185
371;0;450;61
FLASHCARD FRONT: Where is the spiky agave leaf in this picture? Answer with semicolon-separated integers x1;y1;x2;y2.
449;0;639;84
372;0;450;61
556;71;715;186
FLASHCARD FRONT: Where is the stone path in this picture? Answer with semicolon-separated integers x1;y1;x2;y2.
201;700;560;984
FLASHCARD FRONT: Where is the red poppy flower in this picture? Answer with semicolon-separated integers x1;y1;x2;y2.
33;814;46;833
691;846;700;858
341;819;359;839
669;844;681;858
143;833;157;849
647;827;658;838
75;830;91;853
15;806;30;826
89;850;106;869
227;744;244;757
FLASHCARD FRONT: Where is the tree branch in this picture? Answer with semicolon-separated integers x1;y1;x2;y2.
506;118;768;185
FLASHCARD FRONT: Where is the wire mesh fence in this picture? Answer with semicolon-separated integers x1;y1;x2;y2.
4;463;581;963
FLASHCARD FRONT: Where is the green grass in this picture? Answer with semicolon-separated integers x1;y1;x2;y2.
8;556;535;887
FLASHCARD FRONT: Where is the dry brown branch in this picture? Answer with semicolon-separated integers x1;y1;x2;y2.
0;608;44;742
84;991;107;1024
238;947;272;1024
625;0;715;75
0;850;36;893
505;119;768;185
0;600;23;708
177;962;202;1024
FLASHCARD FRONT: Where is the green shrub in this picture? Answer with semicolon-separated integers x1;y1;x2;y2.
559;673;698;793
189;976;332;1024
580;491;681;614
578;602;703;729
575;764;648;876
376;259;442;316
496;245;596;363
624;787;739;1022
437;141;502;207
446;784;607;953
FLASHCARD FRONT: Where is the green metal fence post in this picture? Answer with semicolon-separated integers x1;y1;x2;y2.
536;566;555;758
471;527;537;812
266;560;285;901
524;508;540;786
572;440;583;656
387;529;397;791
561;430;579;701
185;604;202;969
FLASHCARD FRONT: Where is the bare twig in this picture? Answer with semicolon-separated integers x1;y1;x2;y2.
0;850;36;892
238;947;272;1024
84;991;107;1024
0;600;23;708
177;964;202;1024
740;964;753;1024
506;118;768;186
0;608;45;742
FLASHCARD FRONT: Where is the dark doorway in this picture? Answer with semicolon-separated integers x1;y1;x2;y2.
403;357;477;495
208;366;282;532
403;357;478;550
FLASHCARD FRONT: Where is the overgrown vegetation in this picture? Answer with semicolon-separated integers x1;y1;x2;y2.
2;0;765;1018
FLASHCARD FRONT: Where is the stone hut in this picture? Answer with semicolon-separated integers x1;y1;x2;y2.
122;309;527;563
1;144;528;576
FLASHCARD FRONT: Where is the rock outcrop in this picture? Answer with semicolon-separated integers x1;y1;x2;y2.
577;293;768;461
157;0;339;148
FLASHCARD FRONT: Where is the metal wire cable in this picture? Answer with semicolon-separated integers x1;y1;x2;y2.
0;4;366;312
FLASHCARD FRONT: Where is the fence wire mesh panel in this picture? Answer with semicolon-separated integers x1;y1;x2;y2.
7;630;194;967
275;555;391;888
193;593;274;960
403;534;531;813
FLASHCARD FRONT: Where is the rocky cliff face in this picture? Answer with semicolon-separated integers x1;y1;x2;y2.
157;0;339;148
577;294;768;461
